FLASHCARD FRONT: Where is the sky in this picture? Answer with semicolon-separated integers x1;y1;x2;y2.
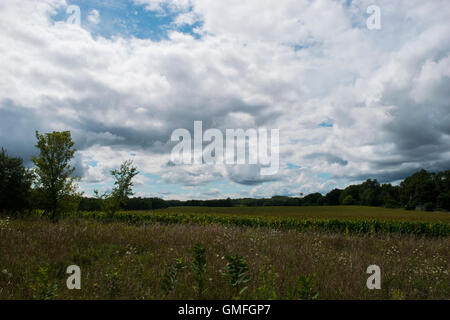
0;0;449;200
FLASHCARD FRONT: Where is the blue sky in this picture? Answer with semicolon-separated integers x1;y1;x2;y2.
51;0;201;40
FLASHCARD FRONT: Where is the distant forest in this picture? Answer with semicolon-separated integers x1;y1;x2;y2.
79;169;450;212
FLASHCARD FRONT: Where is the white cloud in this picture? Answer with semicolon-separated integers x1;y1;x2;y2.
87;9;100;25
1;0;450;198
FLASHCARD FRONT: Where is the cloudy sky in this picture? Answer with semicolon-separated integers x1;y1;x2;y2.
0;0;449;200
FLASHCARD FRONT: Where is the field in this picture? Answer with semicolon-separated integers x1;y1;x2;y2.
0;206;449;300
158;206;450;222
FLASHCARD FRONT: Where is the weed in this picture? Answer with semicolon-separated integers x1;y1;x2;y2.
29;265;58;300
222;253;251;298
161;258;187;296
191;244;207;299
286;274;319;300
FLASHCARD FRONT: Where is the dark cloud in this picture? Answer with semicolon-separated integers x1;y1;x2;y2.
0;101;44;165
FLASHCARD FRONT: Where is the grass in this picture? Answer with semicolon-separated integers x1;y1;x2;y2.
0;216;449;300
156;206;450;222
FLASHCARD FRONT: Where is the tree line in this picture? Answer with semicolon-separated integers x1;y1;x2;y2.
80;170;450;212
1;130;450;216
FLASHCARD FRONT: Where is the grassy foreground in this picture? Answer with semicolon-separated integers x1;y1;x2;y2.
0;217;448;300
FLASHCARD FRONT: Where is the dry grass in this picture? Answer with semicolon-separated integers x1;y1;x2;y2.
0;217;448;300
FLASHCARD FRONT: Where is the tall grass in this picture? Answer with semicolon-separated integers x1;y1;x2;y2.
0;218;448;299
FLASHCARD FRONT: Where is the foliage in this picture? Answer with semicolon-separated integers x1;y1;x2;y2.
29;265;58;300
222;253;251;297
424;202;434;212
286;274;319;300
400;169;437;208
324;189;342;205
257;266;278;300
31;131;80;221
161;258;187;296
94;160;139;218
342;195;355;205
76;210;450;237
0;148;33;214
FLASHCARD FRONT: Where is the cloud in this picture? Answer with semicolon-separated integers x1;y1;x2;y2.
0;0;449;199
87;9;100;25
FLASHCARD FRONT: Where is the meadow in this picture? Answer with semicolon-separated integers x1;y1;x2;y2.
0;206;449;300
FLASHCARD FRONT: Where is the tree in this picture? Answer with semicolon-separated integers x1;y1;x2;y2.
301;193;324;206
95;160;139;218
380;183;400;208
325;189;342;205
0;148;33;214
339;185;361;205
435;171;450;210
31;131;80;221
399;169;438;208
342;195;355;205
359;179;382;206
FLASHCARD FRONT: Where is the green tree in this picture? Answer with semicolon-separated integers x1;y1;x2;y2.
359;179;382;206
95;160;139;218
31;131;80;221
339;185;361;205
0;148;33;214
399;169;437;208
325;189;342;205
